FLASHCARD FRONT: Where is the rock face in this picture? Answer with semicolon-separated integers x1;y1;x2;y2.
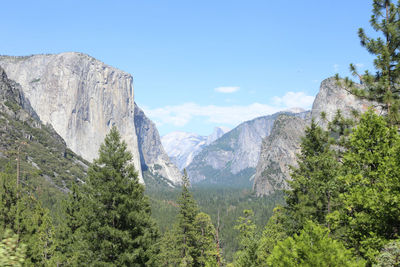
311;77;379;128
0;65;88;195
253;115;308;196
161;127;230;170
253;77;380;196
134;103;182;185
0;53;142;181
186;112;300;185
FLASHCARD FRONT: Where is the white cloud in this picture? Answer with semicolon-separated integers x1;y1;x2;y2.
272;91;315;109
143;91;315;128
214;86;240;93
355;63;364;68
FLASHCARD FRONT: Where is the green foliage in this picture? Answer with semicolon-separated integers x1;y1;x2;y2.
59;127;159;266
232;210;259;267
0;229;26;266
0;171;55;266
374;239;400;267
285;120;342;234
338;0;400;124
328;110;400;262
157;171;220;266
147;184;283;262
256;206;287;266
267;221;365;267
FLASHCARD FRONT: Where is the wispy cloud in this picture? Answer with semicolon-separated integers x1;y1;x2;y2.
272;92;315;109
214;86;240;93
333;64;340;72
355;63;364;68
143;91;315;128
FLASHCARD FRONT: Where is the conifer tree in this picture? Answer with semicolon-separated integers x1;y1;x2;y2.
0;171;55;266
284;120;342;234
267;221;365;267
54;184;88;266
176;170;200;265
78;126;159;266
328;110;400;263
157;170;219;267
232;209;259;267
339;0;400;124
256;206;287;266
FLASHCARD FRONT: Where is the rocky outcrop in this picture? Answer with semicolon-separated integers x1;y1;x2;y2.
186;112;301;185
0;53;143;181
311;77;381;128
0;65;88;195
134;103;182;185
253;77;381;196
253;115;307;196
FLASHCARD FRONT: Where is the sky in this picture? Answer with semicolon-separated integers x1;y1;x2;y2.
2;0;377;136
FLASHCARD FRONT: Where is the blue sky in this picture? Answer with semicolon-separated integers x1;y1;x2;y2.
2;0;376;135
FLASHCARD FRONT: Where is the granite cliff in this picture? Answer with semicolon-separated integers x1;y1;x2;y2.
252;115;307;196
134;103;182;185
0;52;180;185
253;77;379;196
0;65;88;202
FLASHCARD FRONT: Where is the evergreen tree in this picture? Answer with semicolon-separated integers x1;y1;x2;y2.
0;171;55;266
54;184;88;266
176;170;200;266
193;212;219;267
157;170;219;267
267;221;365;267
284;120;342;234
339;0;400;124
232;209;259;267
256;206;287;266
78;126;159;266
328;110;400;263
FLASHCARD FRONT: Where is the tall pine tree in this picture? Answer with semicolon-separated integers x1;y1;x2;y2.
339;0;400;124
76;126;159;266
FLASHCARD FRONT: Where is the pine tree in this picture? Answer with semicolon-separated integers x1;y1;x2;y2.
157;170;219;267
328;110;400;263
256;206;288;266
54;184;88;266
78;126;159;266
339;0;400;124
176;170;200;266
232;209;259;267
0;171;55;266
267;221;365;267
193;212;219;267
284;120;342;234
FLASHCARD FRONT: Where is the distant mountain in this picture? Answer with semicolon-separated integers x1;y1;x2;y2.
185;112;309;186
206;126;231;145
162;127;230;170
